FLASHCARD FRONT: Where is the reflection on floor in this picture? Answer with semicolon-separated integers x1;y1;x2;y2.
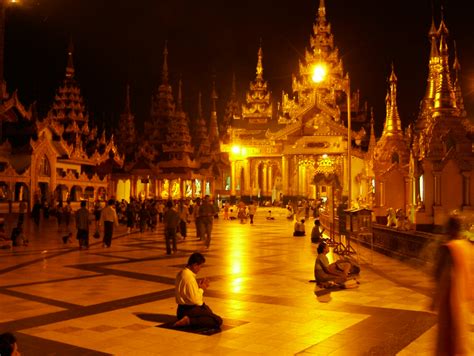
0;208;468;355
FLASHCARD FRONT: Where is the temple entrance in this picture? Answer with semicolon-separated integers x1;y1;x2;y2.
70;185;83;201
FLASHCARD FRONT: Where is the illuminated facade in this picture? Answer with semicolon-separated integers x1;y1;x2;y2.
368;14;474;229
222;0;369;205
0;43;123;210
113;45;227;202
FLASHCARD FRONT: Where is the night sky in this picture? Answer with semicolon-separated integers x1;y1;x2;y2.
4;0;474;136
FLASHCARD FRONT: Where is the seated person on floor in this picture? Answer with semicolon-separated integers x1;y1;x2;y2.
293;219;306;236
62;232;73;244
10;225;28;247
174;252;223;330
314;242;359;288
311;219;326;243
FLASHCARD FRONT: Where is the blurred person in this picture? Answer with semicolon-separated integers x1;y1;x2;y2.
63;201;72;228
99;199;119;248
163;200;180;255
248;201;257;224
293;219;306;236
10;225;28;247
75;201;90;249
314;241;359;288
311;219;326;244
173;252;222;329
0;332;20;356
31;199;41;227
178;200;189;239
198;195;215;248
432;216;473;356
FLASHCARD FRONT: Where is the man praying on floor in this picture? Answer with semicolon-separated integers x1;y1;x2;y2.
174;252;223;330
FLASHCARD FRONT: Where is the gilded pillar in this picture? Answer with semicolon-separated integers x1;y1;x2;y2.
244;159;251;195
254;163;260;196
434;173;441;206
281;155;288;196
293;156;299;197
268;164;273;195
262;163;268;196
230;160;237;196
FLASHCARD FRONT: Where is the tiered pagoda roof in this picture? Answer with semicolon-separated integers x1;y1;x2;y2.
242;45;272;124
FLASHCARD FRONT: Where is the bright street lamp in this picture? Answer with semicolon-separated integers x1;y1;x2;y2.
311;63;327;84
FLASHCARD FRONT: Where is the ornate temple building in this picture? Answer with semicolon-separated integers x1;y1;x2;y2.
1;0;472;232
0;42;122;211
113;45;227;202
369;13;474;229
221;0;369;206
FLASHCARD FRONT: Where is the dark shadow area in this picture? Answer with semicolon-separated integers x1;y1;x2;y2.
150;316;249;336
157;322;223;336
133;312;176;324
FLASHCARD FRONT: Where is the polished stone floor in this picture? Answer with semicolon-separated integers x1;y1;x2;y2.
0;208;468;355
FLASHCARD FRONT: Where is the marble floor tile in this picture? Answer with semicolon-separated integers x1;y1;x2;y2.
0;209;469;355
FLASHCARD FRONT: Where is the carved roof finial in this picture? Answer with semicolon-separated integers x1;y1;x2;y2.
256;41;263;80
66;38;75;79
162;41;169;84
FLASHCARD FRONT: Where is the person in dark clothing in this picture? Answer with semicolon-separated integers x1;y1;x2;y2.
0;332;20;356
311;219;326;243
31;200;41;226
163;201;180;254
75;201;90;249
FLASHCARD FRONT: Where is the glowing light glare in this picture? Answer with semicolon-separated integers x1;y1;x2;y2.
231;145;241;155
312;64;327;83
10;0;19;4
322;154;328;159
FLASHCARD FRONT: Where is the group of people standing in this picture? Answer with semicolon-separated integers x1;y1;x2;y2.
163;195;217;254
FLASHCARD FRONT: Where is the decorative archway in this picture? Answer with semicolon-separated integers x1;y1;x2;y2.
70;186;83;201
55;185;69;202
85;187;95;200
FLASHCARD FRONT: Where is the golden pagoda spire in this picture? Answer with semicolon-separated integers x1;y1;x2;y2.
117;84;136;157
416;13;441;132
433;16;457;112
382;64;402;137
194;90;210;156
452;40;465;114
162;41;169;85
318;0;326;23
256;42;263;81
367;107;377;158
209;77;219;141
66;38;75;79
